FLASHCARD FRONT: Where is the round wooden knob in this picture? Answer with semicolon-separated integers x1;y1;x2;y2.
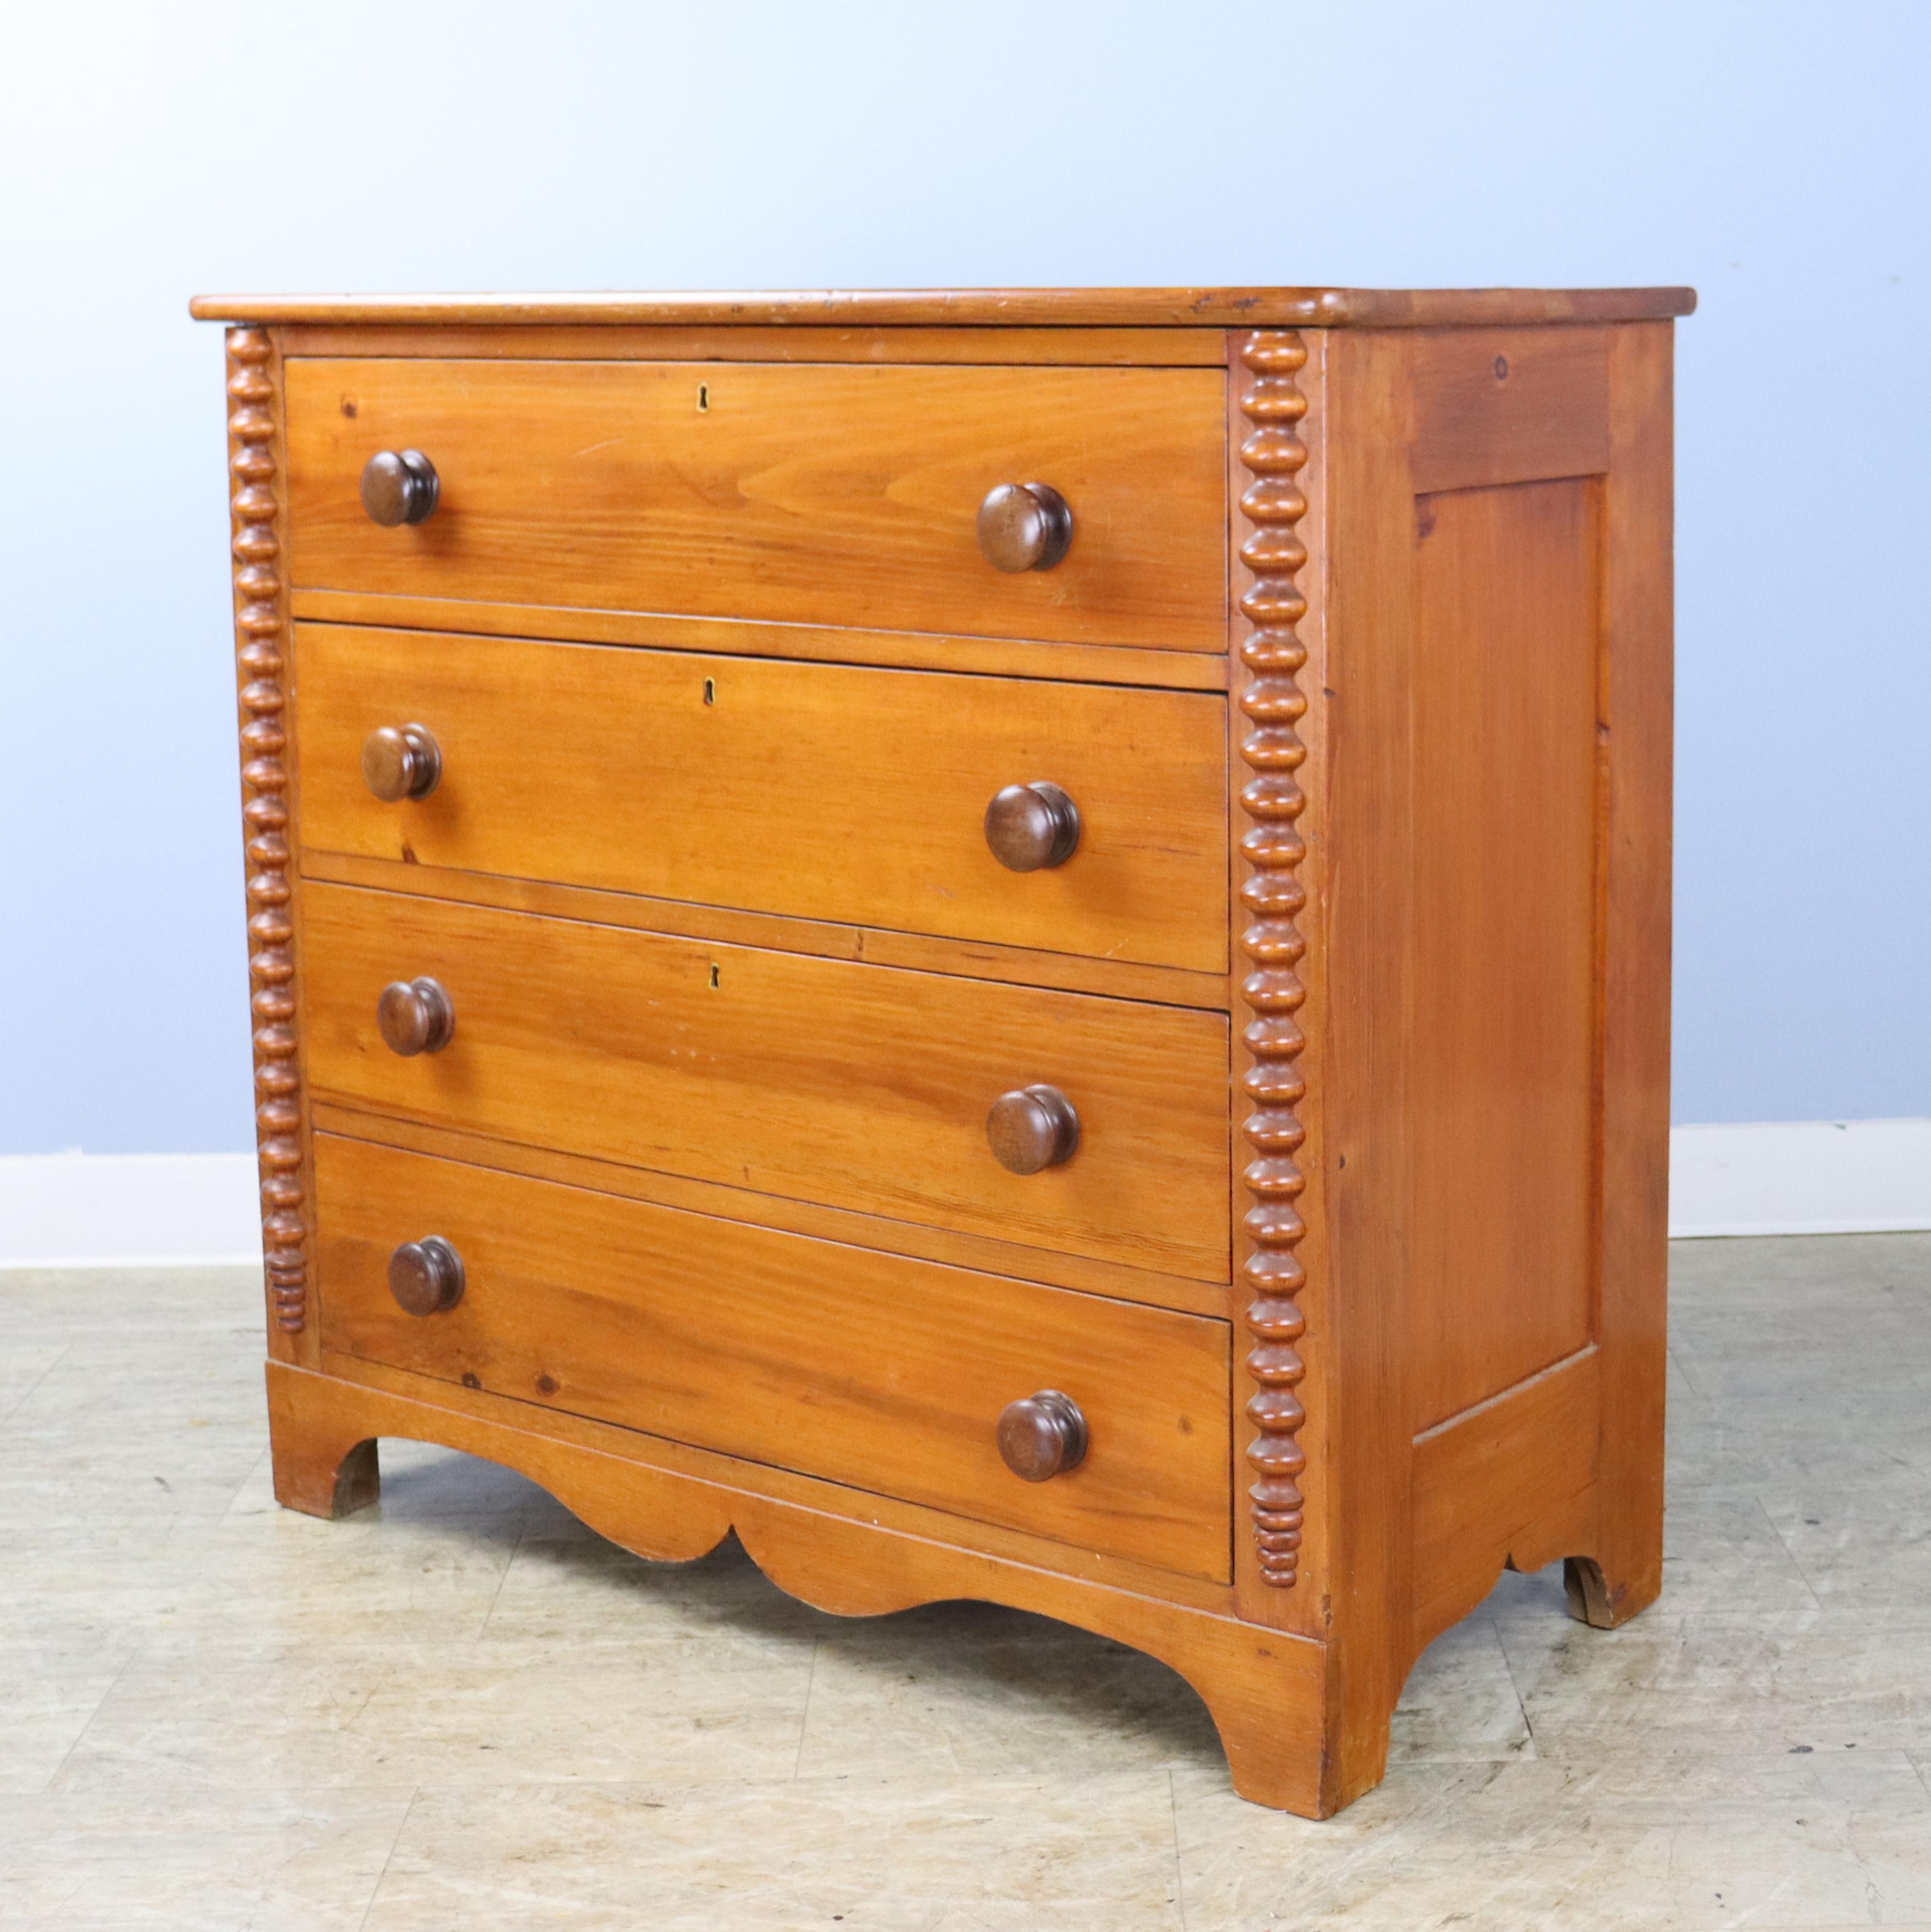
360;449;440;526
984;782;1080;872
360;723;441;801
977;482;1072;572
997;1391;1087;1481
377;977;455;1057
388;1236;464;1316
986;1084;1080;1174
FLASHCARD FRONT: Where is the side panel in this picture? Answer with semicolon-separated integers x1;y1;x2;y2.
1317;320;1674;1806
1582;322;1675;1626
1408;477;1603;1429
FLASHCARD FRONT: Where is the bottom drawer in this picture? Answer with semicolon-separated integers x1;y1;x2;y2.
314;1134;1233;1582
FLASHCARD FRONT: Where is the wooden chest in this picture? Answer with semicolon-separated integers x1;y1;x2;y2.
194;284;1691;1816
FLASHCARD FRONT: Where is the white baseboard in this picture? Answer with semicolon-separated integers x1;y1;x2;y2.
1667;1117;1931;1238
1;1123;1926;1267
0;1152;262;1269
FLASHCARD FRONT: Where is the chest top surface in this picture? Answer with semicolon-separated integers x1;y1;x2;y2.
189;284;1696;328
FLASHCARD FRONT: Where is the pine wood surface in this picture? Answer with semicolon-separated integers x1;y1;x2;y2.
293;623;1229;973
313;1327;1244;1615
276;323;1231;365
1584;321;1676;1626
309;1101;1231;1318
1406;477;1602;1429
285;591;1232;690
300;850;1230;1013
203;292;1683;1817
194;285;1697;328
300;881;1231;1281
311;1134;1236;1582
266;1355;1331;1813
282;358;1227;651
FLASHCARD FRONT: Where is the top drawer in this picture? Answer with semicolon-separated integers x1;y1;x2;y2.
283;359;1227;652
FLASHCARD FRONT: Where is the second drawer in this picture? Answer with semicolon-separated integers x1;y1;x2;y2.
293;624;1230;975
301;884;1232;1282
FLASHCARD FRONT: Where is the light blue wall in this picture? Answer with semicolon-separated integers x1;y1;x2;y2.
2;0;1925;1154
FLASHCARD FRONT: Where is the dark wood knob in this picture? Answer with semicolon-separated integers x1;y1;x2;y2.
388;1236;464;1316
360;449;440;526
997;1391;1087;1481
977;483;1072;572
377;977;455;1057
986;1084;1080;1174
360;723;441;801
984;782;1080;871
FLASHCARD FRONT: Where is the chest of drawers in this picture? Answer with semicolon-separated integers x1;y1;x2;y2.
194;284;1691;1816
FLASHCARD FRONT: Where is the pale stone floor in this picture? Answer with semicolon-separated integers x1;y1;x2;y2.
1;1234;1928;1930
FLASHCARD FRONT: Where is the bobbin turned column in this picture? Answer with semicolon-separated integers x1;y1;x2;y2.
1234;330;1315;1593
225;326;311;1359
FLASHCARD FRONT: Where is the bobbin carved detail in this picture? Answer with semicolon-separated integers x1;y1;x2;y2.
229;327;307;1334
1236;330;1313;1587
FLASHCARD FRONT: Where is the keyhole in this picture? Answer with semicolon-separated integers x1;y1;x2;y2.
703;677;716;705
697;383;709;412
708;963;721;990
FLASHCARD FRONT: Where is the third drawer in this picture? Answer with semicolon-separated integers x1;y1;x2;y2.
301;882;1232;1283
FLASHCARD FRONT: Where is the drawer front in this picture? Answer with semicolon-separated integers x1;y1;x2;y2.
295;624;1229;975
315;1136;1233;1581
285;358;1226;652
301;884;1230;1283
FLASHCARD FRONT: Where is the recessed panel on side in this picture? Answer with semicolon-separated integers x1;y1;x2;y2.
1408;478;1602;1431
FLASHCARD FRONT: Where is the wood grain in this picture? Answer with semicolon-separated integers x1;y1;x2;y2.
286;589;1232;690
312;1134;1235;1581
300;882;1232;1280
1407;478;1603;1430
293;624;1230;974
194;285;1698;328
1313;323;1419;1806
1411;1346;1600;1649
204;293;1688;1819
266;1354;1331;1812
300;849;1229;1012
276;323;1230;365
1409;326;1610;492
309;1106;1231;1319
318;1329;1239;1609
1582;320;1675;1628
284;358;1226;651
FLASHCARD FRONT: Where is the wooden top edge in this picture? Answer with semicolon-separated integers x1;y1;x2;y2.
188;286;1698;328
